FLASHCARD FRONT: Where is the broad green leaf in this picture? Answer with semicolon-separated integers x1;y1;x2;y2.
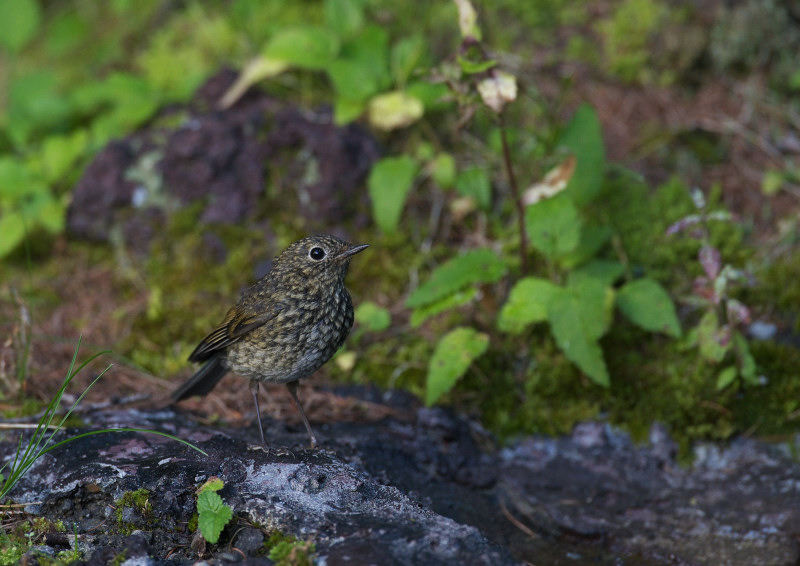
0;157;36;199
329;59;380;102
391;35;426;85
0;213;26;257
199;477;225;493
568;260;624;288
716;366;737;391
406;248;507;308
355;301;391;332
407;81;450;111
454;166;491;210
497;277;560;334
37;197;65;234
563;274;613;341
0;0;41;52
324;0;364;38
340;25;390;90
616;278;681;337
41;130;89;183
263;27;340;70
197;490;233;544
548;287;610;387
430;153;456;189
7;71;72;148
697;310;728;363
333;97;365;124
525;194;581;259
559;223;613;268
558;104;605;206
367;156;418;233
368;90;424;131
410;287;477;328
426;327;488;405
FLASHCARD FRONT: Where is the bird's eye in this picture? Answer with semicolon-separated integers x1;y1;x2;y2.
309;247;326;261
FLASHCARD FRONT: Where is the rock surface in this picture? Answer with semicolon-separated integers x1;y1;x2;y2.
2;389;800;565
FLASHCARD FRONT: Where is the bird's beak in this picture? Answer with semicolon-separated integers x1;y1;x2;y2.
337;243;369;260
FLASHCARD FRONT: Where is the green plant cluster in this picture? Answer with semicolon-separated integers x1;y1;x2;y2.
3;0;797;452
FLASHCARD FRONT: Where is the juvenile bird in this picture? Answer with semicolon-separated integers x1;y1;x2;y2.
172;234;368;448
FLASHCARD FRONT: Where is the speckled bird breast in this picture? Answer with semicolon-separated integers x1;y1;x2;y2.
223;284;354;384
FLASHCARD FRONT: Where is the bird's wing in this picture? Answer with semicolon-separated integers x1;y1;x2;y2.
187;303;281;362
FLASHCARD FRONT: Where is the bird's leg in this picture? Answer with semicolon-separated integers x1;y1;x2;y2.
249;380;268;448
286;380;317;448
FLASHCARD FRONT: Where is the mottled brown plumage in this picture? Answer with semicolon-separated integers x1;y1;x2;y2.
172;234;368;447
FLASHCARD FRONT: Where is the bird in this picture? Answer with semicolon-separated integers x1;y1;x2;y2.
171;234;368;448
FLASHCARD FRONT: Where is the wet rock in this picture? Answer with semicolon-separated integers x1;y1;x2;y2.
2;392;800;565
66;69;380;254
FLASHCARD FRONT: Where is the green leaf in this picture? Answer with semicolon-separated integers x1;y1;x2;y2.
454;166;491;210
367;155;418;233
525;194;581;259
426;327;489;405
197;489;233;544
40;130;89;183
37;197;65;234
564;274;613;340
263;27;340;70
368;90;424;130
355;301;391;332
548;283;611;386
761;169;784;196
568;260;624;288
324;0;364;38
329;58;380;102
0;0;41;52
199;477;225;493
558;104;605;206
456;56;497;74
716;366;738;391
407;81;450;111
616;278;681;337
559;223;613;269
333;97;365;124
430;153;456;189
697;310;728;363
497;277;560;334
406;248;507;308
410;287;477;328
0;157;37;200
339;25;390;91
391;35;426;85
0;212;26;257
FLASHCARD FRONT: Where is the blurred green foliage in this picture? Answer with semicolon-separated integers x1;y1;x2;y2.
1;0;797;450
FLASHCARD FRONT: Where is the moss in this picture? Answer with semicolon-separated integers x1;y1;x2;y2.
187;511;198;533
261;531;316;566
115;488;153;535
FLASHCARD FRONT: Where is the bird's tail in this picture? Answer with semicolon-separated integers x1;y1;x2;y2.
171;354;228;402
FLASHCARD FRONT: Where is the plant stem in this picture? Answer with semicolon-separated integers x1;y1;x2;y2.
498;116;528;274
